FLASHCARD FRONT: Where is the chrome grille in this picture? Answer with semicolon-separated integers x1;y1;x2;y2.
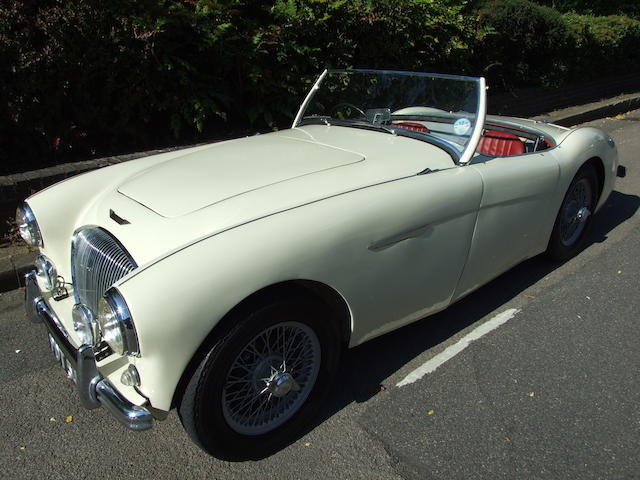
71;228;137;313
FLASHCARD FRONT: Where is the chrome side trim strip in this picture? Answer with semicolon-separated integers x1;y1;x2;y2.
369;224;434;252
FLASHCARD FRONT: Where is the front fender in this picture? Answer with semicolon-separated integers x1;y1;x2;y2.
118;207;353;411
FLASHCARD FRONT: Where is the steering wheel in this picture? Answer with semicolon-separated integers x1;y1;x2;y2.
330;103;367;120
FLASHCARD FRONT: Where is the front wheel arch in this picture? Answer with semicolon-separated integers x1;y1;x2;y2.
547;162;600;261
584;156;604;204
170;280;350;410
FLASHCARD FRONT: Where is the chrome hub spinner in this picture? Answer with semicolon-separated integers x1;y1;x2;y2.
265;371;300;398
576;206;591;222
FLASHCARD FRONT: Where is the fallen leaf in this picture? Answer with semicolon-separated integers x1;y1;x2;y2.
49;417;56;423
304;442;312;447
379;385;386;392
65;416;73;423
427;410;435;415
505;437;512;442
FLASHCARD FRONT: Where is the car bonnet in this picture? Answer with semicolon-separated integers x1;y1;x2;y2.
117;133;365;218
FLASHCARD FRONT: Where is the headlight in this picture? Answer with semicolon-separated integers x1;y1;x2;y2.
35;255;58;291
16;203;43;247
97;289;140;356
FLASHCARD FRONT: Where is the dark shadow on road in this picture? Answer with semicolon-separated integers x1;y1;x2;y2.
586;190;640;246
262;189;639;459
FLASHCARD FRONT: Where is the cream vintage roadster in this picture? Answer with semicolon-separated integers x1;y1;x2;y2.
19;69;624;459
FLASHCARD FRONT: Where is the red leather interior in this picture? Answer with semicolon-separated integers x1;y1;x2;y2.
477;130;525;156
394;121;430;133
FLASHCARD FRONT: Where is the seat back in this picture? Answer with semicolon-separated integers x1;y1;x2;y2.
477;130;525;156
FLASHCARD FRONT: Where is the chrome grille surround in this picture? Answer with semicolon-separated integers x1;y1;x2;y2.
71;227;137;314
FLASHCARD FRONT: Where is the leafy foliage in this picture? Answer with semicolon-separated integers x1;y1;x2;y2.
530;1;640;18
1;0;474;172
476;0;572;88
564;13;640;80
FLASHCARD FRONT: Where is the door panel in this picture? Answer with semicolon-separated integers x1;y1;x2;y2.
453;151;560;300
345;166;484;344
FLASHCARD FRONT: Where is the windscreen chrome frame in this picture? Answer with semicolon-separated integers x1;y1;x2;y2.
459;76;486;165
292;69;328;128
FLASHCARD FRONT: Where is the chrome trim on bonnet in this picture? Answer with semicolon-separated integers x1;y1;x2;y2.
25;271;153;430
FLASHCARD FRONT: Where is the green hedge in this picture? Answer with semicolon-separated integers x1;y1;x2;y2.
1;0;474;173
530;1;640;18
475;0;640;86
1;0;639;173
565;13;640;80
476;0;572;87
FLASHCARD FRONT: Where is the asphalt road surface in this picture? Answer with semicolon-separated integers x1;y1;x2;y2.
1;112;639;480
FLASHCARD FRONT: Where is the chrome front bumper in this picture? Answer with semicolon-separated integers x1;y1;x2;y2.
25;271;154;431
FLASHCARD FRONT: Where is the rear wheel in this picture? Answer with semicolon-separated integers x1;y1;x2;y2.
178;297;340;460
547;165;598;261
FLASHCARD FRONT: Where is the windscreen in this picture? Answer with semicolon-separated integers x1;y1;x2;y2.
294;69;485;163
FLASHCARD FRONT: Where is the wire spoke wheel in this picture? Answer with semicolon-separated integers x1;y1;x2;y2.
222;321;321;436
559;178;593;247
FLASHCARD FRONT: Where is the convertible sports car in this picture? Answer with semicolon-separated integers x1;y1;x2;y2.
20;69;624;459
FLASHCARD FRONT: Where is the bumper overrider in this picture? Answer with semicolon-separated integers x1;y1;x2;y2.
25;271;154;430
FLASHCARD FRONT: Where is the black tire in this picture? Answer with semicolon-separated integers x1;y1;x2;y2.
547;164;598;261
178;297;340;460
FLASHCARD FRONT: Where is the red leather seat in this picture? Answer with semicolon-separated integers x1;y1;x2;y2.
477;130;525;156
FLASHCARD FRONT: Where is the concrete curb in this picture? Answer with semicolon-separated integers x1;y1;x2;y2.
534;92;640;126
1;93;639;293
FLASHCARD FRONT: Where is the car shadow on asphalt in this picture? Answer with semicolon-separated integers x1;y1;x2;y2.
283;190;640;455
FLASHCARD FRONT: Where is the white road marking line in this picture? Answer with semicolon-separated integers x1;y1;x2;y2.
396;308;521;387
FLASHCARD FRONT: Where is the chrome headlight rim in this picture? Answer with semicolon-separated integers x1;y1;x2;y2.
16;202;43;247
98;289;140;357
